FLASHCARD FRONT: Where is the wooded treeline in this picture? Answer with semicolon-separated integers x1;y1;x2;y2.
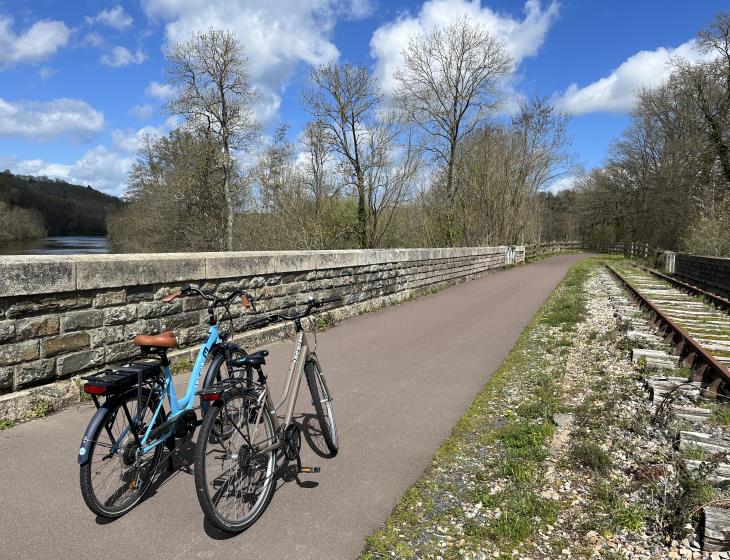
110;13;730;255
0;170;123;239
109;21;571;253
543;13;730;257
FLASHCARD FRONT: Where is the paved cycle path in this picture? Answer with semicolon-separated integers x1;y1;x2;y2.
0;254;585;560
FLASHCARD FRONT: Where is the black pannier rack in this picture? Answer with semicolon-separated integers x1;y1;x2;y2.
83;358;163;395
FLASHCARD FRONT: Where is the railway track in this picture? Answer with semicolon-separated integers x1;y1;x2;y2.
605;262;730;552
606;262;730;395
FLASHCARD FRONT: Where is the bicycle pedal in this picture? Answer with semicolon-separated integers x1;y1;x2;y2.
299;466;320;474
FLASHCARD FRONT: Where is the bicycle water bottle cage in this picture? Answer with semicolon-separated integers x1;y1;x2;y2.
82;358;163;396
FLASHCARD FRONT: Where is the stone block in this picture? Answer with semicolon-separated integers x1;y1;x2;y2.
176;325;208;346
41;332;89;358
90;325;126;347
138;300;182;319
105;340;138;363
0;320;14;342
15;315;60;340
126;286;154;303
60;309;103;332
104;305;138;325
0;339;39;365
15;359;56;388
0;366;12;389
182;297;208;312
6;295;91;319
75;254;205;290
92;289;126;308
0;256;76;297
56;349;105;377
160;311;203;331
124;319;161;338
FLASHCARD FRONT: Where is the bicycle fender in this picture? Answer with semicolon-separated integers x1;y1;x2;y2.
77;387;147;465
77;404;113;465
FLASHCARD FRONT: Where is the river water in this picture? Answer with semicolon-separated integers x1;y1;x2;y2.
0;236;109;255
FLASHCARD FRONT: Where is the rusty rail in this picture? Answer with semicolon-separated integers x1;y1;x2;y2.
606;264;730;395
637;264;730;315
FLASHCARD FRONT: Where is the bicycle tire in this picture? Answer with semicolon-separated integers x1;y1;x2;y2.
200;349;245;414
194;391;277;533
305;361;338;455
79;391;164;518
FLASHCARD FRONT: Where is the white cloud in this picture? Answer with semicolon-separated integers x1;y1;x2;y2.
111;121;174;153
141;0;371;122
555;40;709;115
0;97;104;141
1;147;135;196
0;16;70;67
86;6;134;31
38;66;57;80
145;80;174;98
83;32;104;48
129;103;154;120
543;175;576;194
370;0;559;95
101;46;147;67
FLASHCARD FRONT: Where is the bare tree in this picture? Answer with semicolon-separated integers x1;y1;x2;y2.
395;17;511;243
165;28;260;250
301;120;335;217
304;63;380;248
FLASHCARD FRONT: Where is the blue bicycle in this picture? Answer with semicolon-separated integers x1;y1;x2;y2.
78;285;256;518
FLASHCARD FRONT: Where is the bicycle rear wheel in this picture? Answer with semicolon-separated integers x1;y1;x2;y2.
79;391;164;518
305;361;338;455
194;391;276;533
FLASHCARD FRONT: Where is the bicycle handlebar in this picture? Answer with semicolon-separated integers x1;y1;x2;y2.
245;296;342;329
162;284;257;311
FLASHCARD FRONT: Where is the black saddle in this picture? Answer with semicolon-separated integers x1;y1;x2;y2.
232;350;268;368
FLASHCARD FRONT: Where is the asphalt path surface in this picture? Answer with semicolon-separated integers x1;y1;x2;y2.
0;254;585;560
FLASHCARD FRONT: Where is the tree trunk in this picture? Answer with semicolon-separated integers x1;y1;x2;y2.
356;169;367;249
222;150;234;251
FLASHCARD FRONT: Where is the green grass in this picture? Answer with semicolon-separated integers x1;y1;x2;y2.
360;256;599;559
170;357;192;375
0;419;14;430
28;399;51;419
582;482;646;536
709;403;730;427
74;378;93;403
570;441;613;474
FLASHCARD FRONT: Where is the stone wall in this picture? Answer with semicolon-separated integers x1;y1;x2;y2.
671;254;730;297
0;246;524;401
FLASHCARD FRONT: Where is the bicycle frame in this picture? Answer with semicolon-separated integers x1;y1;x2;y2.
124;324;222;455
248;329;330;455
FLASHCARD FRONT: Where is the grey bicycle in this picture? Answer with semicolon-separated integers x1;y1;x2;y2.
193;296;339;533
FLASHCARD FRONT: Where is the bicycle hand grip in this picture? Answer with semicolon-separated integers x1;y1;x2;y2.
161;291;181;303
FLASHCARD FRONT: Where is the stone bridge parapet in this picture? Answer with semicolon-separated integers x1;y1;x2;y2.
0;246;524;403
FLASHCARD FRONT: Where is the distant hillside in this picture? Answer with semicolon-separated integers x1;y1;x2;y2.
0;170;124;236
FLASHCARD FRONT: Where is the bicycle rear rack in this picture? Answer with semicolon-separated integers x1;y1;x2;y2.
82;357;164;399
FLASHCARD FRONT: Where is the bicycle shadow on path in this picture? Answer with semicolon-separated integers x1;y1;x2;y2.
93;435;197;525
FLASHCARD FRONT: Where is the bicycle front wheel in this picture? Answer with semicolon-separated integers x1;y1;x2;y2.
194;391;277;533
305;361;338;455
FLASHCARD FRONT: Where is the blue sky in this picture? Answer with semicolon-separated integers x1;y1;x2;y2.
0;0;725;195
